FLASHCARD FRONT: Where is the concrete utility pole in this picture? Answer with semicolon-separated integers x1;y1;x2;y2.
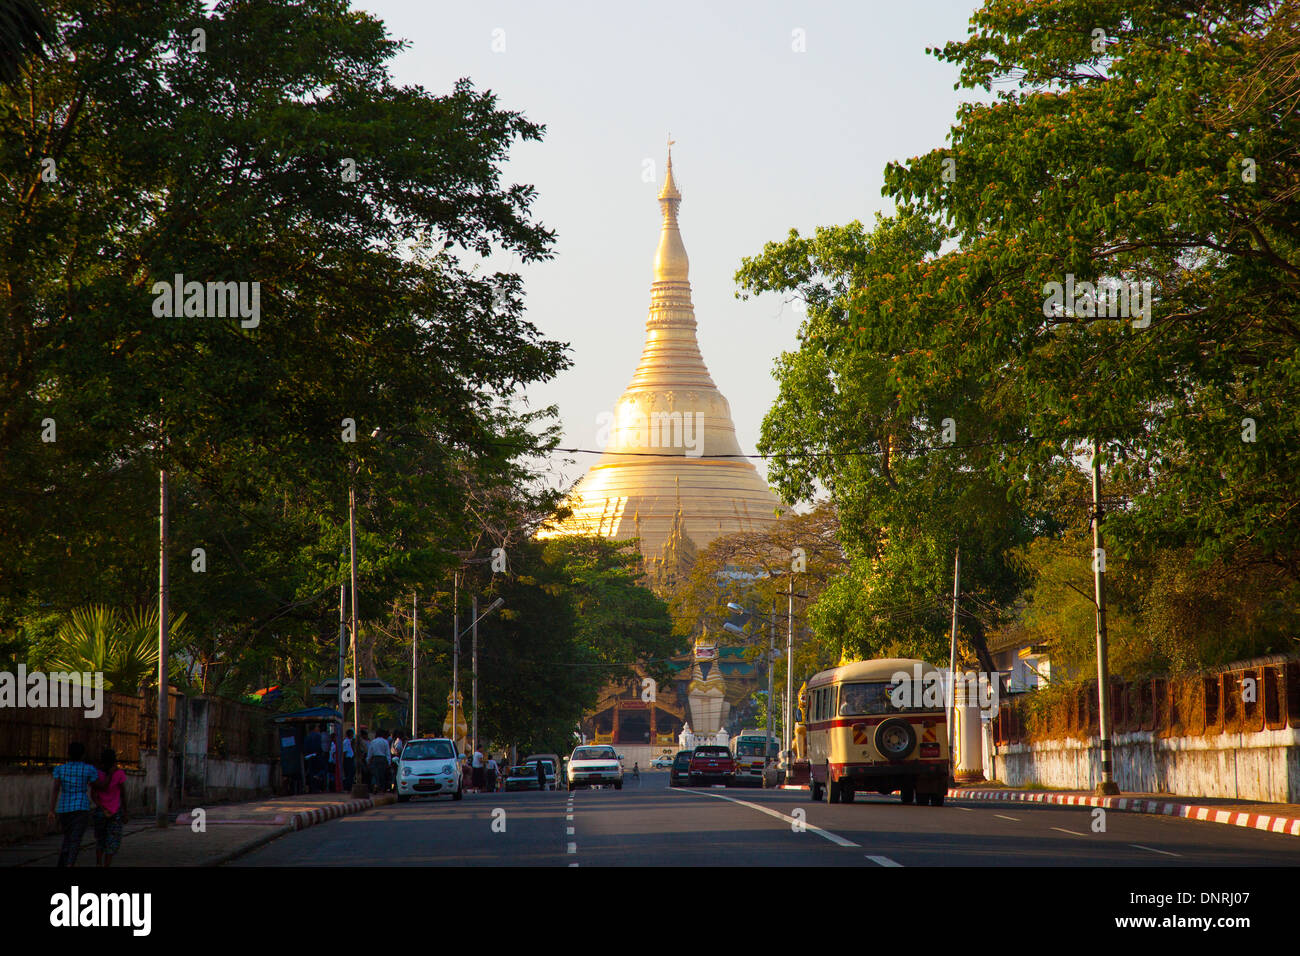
786;571;795;757
472;594;479;755
452;571;460;753
336;574;346;791
348;472;367;798
1092;441;1120;795
948;547;960;767
766;598;776;766
156;467;170;827
411;594;418;738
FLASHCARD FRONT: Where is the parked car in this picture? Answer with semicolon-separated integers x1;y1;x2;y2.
395;738;463;802
504;765;544;792
668;750;693;787
523;753;564;790
567;744;623;790
650;754;674;769
688;745;735;787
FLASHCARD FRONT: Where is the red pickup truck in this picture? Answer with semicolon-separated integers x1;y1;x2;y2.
688;745;735;787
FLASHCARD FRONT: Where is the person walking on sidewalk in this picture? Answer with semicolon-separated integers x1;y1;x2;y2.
367;728;391;794
471;745;485;793
90;748;126;867
342;729;356;790
48;742;99;867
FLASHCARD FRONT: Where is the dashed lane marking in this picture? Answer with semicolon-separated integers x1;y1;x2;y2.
1130;843;1181;858
1051;827;1088;836
865;855;903;867
994;814;1021;822
681;788;860;847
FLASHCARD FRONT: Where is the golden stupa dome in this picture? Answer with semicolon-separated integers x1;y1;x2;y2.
542;143;785;561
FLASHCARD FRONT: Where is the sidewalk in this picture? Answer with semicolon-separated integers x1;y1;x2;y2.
953;783;1300;838
0;791;396;867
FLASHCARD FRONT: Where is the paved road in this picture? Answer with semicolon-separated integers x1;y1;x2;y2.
232;772;1300;866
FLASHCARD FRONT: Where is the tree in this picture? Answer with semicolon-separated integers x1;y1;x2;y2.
736;214;1033;672
1;1;570;692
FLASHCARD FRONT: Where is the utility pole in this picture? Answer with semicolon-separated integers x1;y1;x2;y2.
472;593;479;756
1092;441;1120;795
766;597;776;767
786;572;794;758
948;547;960;768
156;467;170;827
452;572;460;754
335;574;345;791
411;593;418;738
348;472;367;798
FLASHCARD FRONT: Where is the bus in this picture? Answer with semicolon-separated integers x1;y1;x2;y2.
729;728;779;787
805;658;950;805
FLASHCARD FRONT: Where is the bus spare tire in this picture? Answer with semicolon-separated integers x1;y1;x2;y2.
874;718;918;761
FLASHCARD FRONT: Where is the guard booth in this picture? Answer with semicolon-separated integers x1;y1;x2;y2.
272;707;344;795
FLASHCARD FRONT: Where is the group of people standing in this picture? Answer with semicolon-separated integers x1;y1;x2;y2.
465;746;506;793
298;723;413;794
48;742;127;867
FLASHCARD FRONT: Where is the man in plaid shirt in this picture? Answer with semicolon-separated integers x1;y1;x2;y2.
48;742;100;867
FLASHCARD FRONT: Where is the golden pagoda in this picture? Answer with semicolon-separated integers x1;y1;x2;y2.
544;145;785;564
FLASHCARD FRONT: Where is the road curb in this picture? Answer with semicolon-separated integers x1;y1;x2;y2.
205;794;397;866
955;788;1300;838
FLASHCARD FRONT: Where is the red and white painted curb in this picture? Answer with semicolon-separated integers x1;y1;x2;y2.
175;795;392;830
956;789;1300;838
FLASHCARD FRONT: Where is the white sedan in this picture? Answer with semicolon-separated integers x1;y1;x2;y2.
567;745;624;789
650;755;674;769
396;738;462;801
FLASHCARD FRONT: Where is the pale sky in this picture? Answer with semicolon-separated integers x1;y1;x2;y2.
357;0;987;494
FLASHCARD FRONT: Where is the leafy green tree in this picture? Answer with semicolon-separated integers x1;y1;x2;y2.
1;0;570;695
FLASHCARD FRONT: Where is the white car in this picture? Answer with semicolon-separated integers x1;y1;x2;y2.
396;738;462;801
650;755;674;769
567;745;624;790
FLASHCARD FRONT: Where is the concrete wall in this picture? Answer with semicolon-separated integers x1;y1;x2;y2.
992;727;1300;802
0;754;277;844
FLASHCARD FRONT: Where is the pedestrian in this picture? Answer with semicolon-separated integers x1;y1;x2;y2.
90;748;126;867
304;722;323;792
367;728;390;794
471;744;485;793
485;754;498;793
342;728;356;791
390;732;405;792
535;759;546;792
459;752;472;795
48;742;99;867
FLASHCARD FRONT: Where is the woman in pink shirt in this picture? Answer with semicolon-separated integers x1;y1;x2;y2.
90;748;126;867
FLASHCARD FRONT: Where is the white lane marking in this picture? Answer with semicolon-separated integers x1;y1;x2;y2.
953;806;974;812
566;826;574;835
994;814;1021;822
567;842;577;854
865;855;903;867
682;788;859;847
1130;843;1181;858
566;814;574;821
568;862;578;867
1051;827;1087;836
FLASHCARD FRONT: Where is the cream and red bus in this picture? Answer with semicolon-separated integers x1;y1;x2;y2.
805;658;950;806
